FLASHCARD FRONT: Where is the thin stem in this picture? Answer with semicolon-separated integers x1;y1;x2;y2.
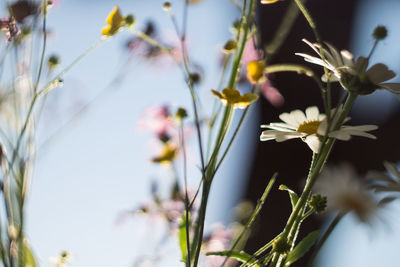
221;173;277;267
33;0;47;94
179;120;191;267
265;0;307;61
38;39;106;96
269;92;357;267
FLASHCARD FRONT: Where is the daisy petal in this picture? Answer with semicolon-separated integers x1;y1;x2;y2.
379;83;400;93
366;63;396;84
305;106;319;121
279;112;300;127
290;109;307;125
304;135;322;153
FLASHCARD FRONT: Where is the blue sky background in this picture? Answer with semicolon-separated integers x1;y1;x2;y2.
26;1;259;266
18;0;400;266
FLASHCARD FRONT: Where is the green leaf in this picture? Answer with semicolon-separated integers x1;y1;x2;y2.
284;230;320;266
279;184;299;209
206;250;260;266
178;215;188;263
24;244;36;267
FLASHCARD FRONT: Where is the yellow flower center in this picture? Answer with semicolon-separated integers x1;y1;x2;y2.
296;120;322;135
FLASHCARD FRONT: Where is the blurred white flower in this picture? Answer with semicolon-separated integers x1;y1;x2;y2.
314;164;378;223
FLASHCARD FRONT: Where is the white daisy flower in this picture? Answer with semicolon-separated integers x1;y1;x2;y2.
260;106;378;153
296;39;400;95
314;163;378;224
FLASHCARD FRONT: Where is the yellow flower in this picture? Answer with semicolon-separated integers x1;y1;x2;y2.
261;0;280;4
151;144;177;164
101;6;134;36
189;0;203;3
246;60;266;84
211;88;258;109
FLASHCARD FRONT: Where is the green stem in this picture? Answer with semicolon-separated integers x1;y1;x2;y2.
269;93;357;267
221;173;277;267
265;0;307;61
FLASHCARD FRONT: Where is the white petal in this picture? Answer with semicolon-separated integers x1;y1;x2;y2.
340;50;355;67
305;106;320;121
279;112;299;127
260;130;303;142
304;135;322;153
379;83;400;93
329;130;352;141
325;42;343;67
301;39;321;56
366;63;396;84
290;109;307;125
268;122;296;131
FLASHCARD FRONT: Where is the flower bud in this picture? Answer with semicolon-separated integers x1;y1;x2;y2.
372;25;387;41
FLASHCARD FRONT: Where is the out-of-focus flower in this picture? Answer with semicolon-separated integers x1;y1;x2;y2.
0;17;19;42
101;6;134;36
151;143;177;164
296;39;400;95
260;106;378;153
222;39;237;54
211;88;258;109
189;0;203;3
367;161;400;195
246;60;266;84
314;163;378;223
10;0;39;24
203;224;235;267
242;38;284;107
49;251;71;267
137;105;174;141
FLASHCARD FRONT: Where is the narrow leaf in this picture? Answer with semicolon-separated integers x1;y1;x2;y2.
178;215;188;263
279;184;299;209
285;230;320;266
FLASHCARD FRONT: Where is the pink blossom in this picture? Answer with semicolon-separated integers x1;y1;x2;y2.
137;105;174;139
242;38;284;107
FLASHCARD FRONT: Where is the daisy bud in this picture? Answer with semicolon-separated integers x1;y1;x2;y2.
124;14;135;28
272;236;290;255
163;2;171;11
175;107;188;120
189;72;201;84
308;194;327;214
372;25;387;41
47;54;60;70
222;39;237;54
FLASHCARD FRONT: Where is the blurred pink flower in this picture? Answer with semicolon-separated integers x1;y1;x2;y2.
0;17;19;42
203;224;235;267
242;38;284;107
137;105;174;140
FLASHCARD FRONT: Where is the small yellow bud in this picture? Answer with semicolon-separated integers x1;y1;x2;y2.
222;40;237;54
246;60;266;84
